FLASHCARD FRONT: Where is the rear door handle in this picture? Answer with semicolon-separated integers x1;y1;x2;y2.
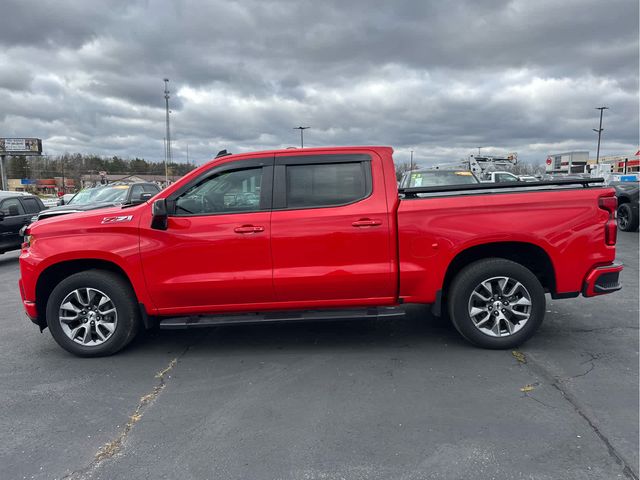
352;218;382;227
234;225;265;234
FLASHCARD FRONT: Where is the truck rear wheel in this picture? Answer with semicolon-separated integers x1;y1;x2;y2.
46;270;140;357
447;258;545;349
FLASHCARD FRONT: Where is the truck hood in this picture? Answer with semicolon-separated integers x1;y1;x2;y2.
37;201;119;219
30;204;139;233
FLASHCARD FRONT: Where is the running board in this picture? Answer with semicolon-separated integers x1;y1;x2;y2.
158;306;405;330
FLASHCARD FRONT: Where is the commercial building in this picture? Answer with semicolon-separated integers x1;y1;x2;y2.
545;151;589;174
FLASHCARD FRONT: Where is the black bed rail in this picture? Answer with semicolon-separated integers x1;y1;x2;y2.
399;178;606;197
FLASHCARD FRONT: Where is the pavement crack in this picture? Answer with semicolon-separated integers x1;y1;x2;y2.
514;351;639;480
62;355;181;480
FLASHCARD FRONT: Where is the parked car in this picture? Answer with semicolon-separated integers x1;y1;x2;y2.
610;181;639;231
0;192;45;254
57;193;76;206
34;182;161;222
19;146;622;356
400;169;479;188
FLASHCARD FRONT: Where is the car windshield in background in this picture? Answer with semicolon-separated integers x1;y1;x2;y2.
91;185;130;203
67;188;105;205
404;170;478;188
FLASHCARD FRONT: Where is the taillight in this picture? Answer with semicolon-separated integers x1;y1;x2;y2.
599;195;617;246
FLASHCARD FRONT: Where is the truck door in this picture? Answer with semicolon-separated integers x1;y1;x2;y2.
270;152;395;304
139;157;275;313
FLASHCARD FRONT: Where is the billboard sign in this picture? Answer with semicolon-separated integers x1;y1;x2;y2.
0;138;42;155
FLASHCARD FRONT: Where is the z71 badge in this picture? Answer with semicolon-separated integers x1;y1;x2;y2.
101;215;133;224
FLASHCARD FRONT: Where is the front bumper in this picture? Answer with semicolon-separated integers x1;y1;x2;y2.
582;263;623;297
18;278;38;324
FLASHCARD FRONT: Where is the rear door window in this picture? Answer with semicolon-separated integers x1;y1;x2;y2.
21;197;41;214
282;160;370;209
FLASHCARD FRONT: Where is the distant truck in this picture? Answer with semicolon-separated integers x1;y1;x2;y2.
19;146;622;357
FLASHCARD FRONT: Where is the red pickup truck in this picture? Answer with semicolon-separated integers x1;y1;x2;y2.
19;146;622;356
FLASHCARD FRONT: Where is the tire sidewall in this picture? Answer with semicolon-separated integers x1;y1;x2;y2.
449;259;546;349
46;271;138;357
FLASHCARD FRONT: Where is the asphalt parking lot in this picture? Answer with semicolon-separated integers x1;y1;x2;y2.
0;232;637;480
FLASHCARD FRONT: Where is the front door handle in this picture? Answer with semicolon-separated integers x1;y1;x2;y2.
234;225;265;234
352;218;382;227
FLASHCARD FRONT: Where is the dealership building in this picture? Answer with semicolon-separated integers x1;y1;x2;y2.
546;150;640;174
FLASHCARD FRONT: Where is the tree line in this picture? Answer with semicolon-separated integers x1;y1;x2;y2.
5;153;197;181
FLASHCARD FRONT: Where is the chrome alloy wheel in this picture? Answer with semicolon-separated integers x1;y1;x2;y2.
58;288;118;346
467;276;532;337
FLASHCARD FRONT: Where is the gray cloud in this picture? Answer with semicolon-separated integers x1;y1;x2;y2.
0;0;637;167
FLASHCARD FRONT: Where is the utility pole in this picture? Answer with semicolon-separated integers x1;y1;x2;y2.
410;150;414;171
477;146;483;156
593;106;609;164
61;157;65;195
164;78;172;170
0;155;6;191
186;144;189;167
293;126;309;148
163;137;168;186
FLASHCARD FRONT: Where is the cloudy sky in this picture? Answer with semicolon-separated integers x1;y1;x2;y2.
0;0;638;167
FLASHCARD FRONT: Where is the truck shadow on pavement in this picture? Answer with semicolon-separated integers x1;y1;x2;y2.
127;304;468;356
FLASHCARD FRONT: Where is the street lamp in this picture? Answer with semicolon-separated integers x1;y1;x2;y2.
593;106;609;164
293;126;310;148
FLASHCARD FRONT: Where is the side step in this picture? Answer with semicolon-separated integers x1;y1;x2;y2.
158;306;405;330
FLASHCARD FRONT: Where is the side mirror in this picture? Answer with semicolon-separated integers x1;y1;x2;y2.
151;199;168;230
140;192;153;202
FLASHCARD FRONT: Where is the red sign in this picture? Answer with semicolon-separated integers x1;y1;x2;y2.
546;157;552;165
635;150;640;156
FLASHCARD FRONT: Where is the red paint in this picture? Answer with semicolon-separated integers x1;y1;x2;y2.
19;146;621;323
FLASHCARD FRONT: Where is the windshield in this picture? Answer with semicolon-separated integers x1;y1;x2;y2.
67;188;105;205
91;185;130;203
403;170;478;188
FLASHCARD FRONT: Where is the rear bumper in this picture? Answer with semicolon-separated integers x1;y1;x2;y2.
582;263;623;297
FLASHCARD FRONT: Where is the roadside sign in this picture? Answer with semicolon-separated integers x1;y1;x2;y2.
0;138;42;155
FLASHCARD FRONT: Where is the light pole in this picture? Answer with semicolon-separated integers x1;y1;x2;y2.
164;78;172;185
410;150;414;171
293;126;310;148
593;106;609;164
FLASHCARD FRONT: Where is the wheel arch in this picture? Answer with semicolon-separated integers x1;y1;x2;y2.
442;241;557;301
35;259;139;330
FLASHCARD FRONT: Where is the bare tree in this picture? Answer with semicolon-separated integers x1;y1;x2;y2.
395;161;416;181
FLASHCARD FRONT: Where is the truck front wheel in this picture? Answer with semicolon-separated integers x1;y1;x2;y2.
448;258;546;349
46;270;140;357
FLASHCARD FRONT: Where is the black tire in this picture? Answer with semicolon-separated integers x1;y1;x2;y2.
447;258;546;349
617;203;639;232
46;270;140;357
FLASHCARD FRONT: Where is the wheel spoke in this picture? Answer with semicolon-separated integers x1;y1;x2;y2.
472;290;490;302
510;297;531;307
470;306;486;317
99;321;116;334
98;307;116;316
504;281;523;297
497;278;508;295
481;281;493;296
475;313;491;328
